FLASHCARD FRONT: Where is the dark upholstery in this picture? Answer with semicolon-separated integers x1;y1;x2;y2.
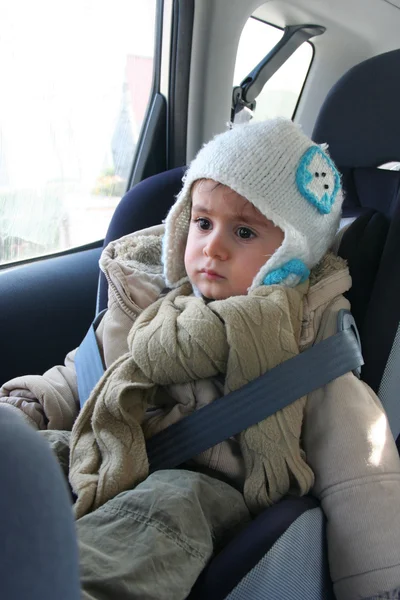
313;49;400;167
0;247;100;383
348;200;400;393
189;496;321;599
313;50;400;396
338;210;389;340
340;167;400;217
98;166;185;311
336;170;400;392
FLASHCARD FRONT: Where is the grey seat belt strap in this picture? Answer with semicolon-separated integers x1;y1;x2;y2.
75;310;107;409
146;327;363;472
74;311;363;472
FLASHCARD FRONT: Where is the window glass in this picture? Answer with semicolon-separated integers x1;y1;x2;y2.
233;17;313;123
0;0;156;265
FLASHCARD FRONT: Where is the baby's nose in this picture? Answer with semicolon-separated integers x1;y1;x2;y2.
203;231;229;260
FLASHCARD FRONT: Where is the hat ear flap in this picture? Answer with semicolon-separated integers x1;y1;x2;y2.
262;259;310;286
162;193;192;288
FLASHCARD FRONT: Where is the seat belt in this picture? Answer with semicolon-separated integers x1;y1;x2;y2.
75;310;107;408
74;310;363;471
147;325;362;471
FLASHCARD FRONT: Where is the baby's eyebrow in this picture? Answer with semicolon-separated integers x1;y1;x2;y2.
192;205;269;227
235;212;271;227
191;205;212;214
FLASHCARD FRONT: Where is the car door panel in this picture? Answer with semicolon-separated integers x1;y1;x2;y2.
0;246;101;384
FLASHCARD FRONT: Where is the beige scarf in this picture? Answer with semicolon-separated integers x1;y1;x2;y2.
70;282;314;519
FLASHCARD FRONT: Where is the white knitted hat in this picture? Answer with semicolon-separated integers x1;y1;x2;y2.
163;118;343;290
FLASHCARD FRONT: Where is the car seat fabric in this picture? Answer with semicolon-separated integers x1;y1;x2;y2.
313;50;400;413
380;317;400;445
188;495;333;600
0;411;80;600
338;209;389;339
226;507;333;600
312;49;400;168
339;197;400;397
339;167;400;217
97;166;185;312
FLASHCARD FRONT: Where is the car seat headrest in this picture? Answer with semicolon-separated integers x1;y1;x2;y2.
313;49;400;168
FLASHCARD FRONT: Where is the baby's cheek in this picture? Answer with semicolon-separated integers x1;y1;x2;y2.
236;269;255;294
184;245;197;278
183;240;192;267
184;254;191;277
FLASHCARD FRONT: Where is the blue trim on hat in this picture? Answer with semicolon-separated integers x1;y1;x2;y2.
296;146;340;215
263;259;310;286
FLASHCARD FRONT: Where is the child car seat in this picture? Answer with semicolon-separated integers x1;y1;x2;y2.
95;49;400;598
314;48;400;446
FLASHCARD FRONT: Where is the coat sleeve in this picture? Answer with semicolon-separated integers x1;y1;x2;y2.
0;348;81;430
303;334;400;600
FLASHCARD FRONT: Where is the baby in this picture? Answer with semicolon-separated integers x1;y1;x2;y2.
1;118;400;600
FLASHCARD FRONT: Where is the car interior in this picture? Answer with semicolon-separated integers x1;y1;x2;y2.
1;0;400;597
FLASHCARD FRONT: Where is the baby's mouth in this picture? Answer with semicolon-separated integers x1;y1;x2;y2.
201;269;225;280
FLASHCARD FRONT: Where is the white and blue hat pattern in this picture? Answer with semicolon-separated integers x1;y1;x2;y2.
296;146;341;215
163;118;343;291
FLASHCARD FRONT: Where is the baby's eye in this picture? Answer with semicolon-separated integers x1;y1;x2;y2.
195;217;212;231
236;226;255;239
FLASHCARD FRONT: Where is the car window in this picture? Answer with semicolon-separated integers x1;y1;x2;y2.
233;17;313;123
0;0;157;265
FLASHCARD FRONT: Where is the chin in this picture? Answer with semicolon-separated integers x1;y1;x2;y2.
198;286;231;301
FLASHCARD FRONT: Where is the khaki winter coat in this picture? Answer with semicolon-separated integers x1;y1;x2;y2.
1;224;399;600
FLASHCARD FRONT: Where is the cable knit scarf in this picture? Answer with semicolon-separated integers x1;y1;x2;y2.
70;281;314;519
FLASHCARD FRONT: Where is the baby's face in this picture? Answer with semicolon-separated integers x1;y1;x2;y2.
184;179;284;300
